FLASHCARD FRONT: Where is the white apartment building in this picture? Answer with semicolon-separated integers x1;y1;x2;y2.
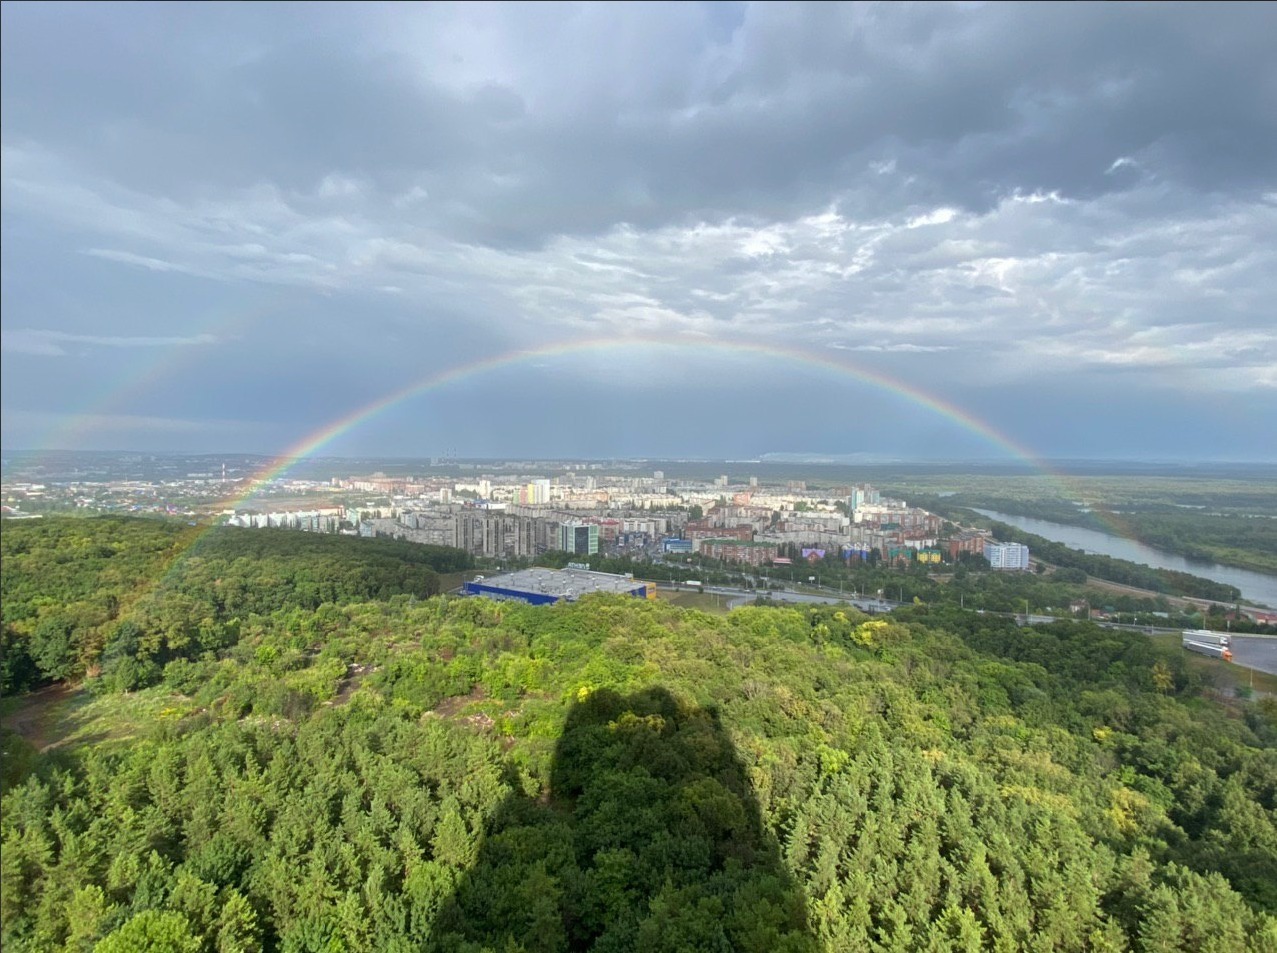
984;541;1030;571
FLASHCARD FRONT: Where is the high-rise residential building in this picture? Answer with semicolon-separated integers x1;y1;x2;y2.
749;476;758;487
947;530;990;559
559;522;599;555
522;479;552;505
984;541;1030;571
849;484;881;512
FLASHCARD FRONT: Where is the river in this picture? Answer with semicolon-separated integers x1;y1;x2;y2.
973;509;1277;608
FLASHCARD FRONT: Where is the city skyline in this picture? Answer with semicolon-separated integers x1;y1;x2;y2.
3;3;1275;463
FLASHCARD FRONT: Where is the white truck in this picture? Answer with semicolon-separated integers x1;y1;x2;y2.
1182;630;1233;661
1182;629;1230;647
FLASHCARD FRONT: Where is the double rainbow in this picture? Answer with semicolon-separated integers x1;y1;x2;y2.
212;333;1137;542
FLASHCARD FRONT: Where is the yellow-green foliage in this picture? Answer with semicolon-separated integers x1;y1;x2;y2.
2;583;1275;951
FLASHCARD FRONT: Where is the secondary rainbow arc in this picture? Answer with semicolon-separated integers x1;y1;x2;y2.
227;335;1040;499
210;333;1133;541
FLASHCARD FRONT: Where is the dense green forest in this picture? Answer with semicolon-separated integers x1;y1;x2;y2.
0;517;471;695
3;519;1276;951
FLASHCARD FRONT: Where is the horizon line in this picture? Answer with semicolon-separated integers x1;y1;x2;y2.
4;448;1277;468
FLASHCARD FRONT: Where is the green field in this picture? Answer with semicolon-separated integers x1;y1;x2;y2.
655;587;734;613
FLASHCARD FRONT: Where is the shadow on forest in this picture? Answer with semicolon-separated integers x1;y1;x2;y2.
428;686;816;952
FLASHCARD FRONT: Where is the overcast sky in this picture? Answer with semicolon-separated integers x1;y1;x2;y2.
2;2;1274;463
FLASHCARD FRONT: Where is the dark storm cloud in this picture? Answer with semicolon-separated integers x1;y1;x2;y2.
6;3;1274;242
2;2;1274;458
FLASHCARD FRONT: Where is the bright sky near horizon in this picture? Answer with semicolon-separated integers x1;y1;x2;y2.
2;2;1274;462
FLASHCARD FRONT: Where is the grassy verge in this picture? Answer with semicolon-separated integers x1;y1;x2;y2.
656;589;734;613
0;683;196;755
1194;546;1277;576
438;570;476;592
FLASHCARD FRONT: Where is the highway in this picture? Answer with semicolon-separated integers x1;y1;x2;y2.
1230;636;1277;676
458;577;1275;680
664;583;1277;678
665;582;894;613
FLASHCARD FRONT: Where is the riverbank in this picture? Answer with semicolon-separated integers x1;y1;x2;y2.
971;509;1276;608
969;499;1277;575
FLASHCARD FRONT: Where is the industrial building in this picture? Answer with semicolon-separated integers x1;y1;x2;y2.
984;540;1031;571
462;567;650;605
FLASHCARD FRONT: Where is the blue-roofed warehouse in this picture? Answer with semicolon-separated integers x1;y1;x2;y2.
463;567;649;605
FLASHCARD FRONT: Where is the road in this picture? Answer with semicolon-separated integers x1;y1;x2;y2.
670;584;1277;680
461;579;1275;681
1231;636;1277;676
666;582;895;613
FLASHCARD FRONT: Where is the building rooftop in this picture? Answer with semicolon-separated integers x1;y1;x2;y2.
472;567;644;598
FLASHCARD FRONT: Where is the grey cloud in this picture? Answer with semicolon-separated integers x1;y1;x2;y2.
2;328;219;357
2;2;1274;459
4;3;1275;246
831;343;954;354
1;410;262;435
84;249;196;274
9;148;1270;389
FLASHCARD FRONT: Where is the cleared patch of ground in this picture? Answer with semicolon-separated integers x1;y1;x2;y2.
0;683;195;754
428;683;489;719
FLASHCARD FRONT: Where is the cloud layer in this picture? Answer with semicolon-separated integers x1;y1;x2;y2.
2;2;1274;459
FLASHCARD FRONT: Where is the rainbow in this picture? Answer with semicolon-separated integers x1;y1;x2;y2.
210;332;1136;540
106;331;1146;600
14;290;297;469
222;334;1045;502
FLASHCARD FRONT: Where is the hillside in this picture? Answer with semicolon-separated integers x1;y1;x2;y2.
2;518;1275;951
0;516;471;694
